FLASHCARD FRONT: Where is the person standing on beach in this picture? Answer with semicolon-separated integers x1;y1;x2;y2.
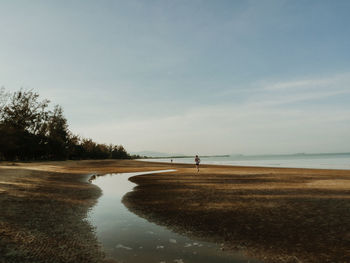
195;155;200;172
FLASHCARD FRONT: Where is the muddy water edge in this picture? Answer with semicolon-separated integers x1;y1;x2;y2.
89;170;260;263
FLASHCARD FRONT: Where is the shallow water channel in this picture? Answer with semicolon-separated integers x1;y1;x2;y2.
88;170;260;263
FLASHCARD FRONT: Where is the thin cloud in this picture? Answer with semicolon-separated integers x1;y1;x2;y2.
80;95;350;155
242;72;350;107
263;73;350;91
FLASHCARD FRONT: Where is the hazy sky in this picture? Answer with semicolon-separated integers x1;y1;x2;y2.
1;0;350;155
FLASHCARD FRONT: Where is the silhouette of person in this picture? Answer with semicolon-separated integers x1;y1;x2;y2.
195;155;200;172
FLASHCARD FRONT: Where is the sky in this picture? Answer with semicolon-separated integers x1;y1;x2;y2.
1;0;350;155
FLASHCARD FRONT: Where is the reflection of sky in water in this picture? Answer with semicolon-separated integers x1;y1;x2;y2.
88;171;260;263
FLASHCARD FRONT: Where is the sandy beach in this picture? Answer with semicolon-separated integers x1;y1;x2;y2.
1;160;350;262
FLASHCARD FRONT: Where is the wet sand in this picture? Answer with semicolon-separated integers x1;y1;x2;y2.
124;162;350;263
0;160;174;263
1;160;350;262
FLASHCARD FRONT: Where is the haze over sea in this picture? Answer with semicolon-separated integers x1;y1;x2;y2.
141;153;350;170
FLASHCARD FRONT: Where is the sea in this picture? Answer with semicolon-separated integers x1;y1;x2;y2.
139;153;350;170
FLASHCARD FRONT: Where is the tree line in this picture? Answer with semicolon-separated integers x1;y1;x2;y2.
0;88;137;161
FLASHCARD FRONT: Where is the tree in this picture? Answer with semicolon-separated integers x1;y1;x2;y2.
0;89;49;160
1;89;49;134
111;145;130;159
67;133;84;160
46;105;69;160
0;88;133;161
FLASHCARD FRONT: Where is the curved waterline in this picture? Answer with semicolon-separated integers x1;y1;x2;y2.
88;170;260;263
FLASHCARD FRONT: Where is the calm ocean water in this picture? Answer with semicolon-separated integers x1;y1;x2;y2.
140;153;350;170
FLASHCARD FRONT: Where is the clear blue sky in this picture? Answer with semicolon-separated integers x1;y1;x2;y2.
1;0;350;155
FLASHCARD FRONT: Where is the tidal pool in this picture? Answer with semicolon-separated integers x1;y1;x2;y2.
88;170;260;263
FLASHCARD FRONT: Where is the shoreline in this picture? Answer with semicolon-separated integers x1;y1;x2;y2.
125;161;350;262
0;160;177;263
2;158;350;172
138;158;350;171
1;160;350;262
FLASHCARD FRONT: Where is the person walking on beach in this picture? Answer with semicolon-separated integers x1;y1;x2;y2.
195;155;200;172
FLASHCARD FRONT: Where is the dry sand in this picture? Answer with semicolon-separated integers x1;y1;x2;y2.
1;160;350;262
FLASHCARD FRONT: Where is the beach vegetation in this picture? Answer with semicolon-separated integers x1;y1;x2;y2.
0;88;135;161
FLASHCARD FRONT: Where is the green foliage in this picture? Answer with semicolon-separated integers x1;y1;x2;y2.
1;89;49;134
0;88;131;161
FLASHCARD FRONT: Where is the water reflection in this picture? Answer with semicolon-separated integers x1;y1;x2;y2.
88;171;260;263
